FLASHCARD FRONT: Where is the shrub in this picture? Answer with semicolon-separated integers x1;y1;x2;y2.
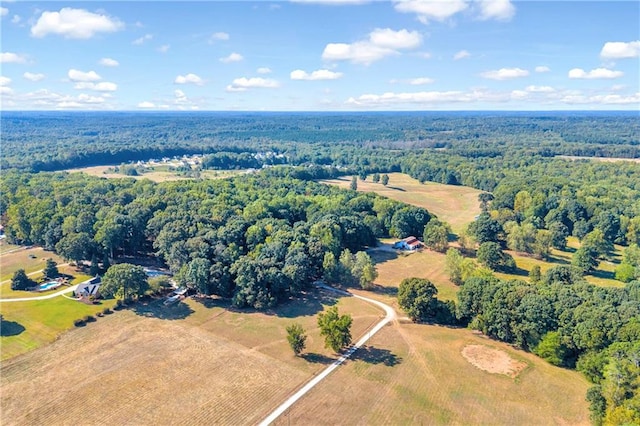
83;315;96;323
74;319;86;327
102;307;112;315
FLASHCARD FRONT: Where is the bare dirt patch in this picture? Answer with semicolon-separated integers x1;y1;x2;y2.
461;344;528;378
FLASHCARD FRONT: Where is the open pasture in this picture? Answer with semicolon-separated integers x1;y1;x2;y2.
321;173;483;233
0;247;65;285
67;165;244;183
275;322;590;425
0;290;382;424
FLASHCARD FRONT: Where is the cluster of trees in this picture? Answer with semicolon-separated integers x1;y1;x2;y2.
286;306;353;356
1;172;432;309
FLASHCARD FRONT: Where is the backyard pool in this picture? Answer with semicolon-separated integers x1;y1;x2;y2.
38;281;61;291
145;268;169;277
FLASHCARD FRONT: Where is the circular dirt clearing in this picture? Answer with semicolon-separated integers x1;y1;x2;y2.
461;344;527;378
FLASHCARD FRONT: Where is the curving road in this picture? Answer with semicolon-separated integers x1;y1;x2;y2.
0;284;79;303
259;284;396;426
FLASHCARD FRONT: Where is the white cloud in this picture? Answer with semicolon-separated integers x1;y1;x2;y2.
568;67;623;79
138;101;156;108
73;81;118;91
133;34;153;45
0;52;27;63
157;44;170;53
0;76;11;86
11;14;20;24
209;32;230;43
220;52;244;63
226;77;280;92
68;69;101;82
600;40;640;59
257;67;272;74
0;86;13;95
453;50;470;60
31;8;123;39
99;57;119;67
409;77;434;85
322;28;422;65
525;85;555;93
534;65;550;73
481;67;529;80
1;7;8;17
290;69;343;80
393;0;468;23
174;73;204;85
4;89;112;109
477;0;515;21
24;72;45;82
368;28;422;49
417;51;432;59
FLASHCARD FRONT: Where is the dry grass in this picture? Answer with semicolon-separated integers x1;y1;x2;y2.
275;323;590;425
0;247;65;284
321;173;483;233
67;165;244;183
369;244;459;303
557;155;640;163
0;291;382;425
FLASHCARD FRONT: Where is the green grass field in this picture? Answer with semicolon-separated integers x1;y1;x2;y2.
66;165;245;183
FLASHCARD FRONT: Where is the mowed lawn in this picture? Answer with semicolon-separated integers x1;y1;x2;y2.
276;323;590;425
321;173;483;233
0;290;383;425
0;247;65;284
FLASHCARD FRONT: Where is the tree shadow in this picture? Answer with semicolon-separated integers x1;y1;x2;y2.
387;186;406;192
0;318;25;336
275;291;339;318
368;250;398;265
590;269;615;280
130;298;194;320
504;266;529;277
192;296;230;309
370;284;398;297
301;352;336;364
351;345;402;366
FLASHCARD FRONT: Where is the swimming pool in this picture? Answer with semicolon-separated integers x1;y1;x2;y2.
145;269;169;277
38;281;60;291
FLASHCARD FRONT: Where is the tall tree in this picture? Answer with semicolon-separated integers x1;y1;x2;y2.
100;263;149;301
381;174;389;186
317;306;352;353
11;269;32;290
43;258;59;279
286;323;307;356
397;277;439;322
350;176;358;191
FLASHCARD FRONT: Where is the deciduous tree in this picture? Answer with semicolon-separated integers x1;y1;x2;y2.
317;306;352;353
286;323;307;356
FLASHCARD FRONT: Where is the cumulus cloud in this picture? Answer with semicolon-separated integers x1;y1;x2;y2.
31;8;123;39
0;76;11;86
290;69;343;80
132;34;153;45
477;0;515;21
0;52;27;63
68;69;101;82
209;32;230;43
1;7;8;17
11;15;20;24
226;77;280;92
453;50;470;60
322;28;422;65
175;73;204;85
138;101;156;108
99;57;119;67
535;65;550;73
157;44;170;53
481;67;529;80
568;67;623;79
220;52;244;63
24;72;45;82
600;40;640;59
73;81;118;91
257;67;272;74
3;89;113;109
393;0;468;23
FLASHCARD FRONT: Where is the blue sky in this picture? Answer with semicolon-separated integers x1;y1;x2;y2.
1;1;639;110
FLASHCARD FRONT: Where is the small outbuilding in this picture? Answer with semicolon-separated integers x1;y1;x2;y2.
393;236;423;251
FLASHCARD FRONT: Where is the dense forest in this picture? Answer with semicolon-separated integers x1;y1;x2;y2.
1;112;639;424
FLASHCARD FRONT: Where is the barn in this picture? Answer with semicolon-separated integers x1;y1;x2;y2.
393;236;423;251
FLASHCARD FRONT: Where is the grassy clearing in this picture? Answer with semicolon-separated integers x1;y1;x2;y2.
0;247;65;283
67;165;245;183
276;323;590;425
0;241;21;255
321;173;483;233
0;291;381;424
